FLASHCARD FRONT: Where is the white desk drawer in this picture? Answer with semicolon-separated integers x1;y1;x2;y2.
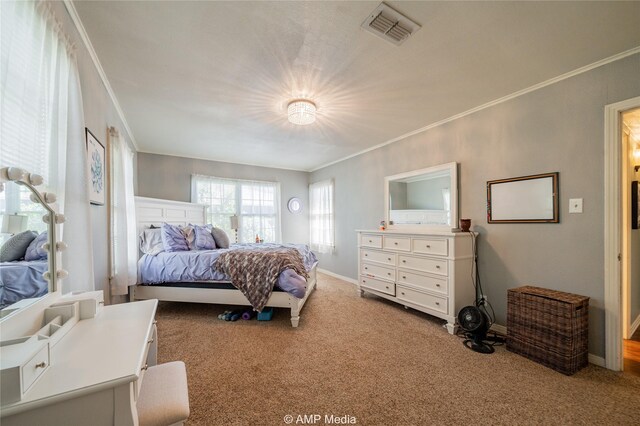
398;255;448;276
383;236;411;251
22;345;49;392
397;286;448;314
412;238;448;257
360;249;395;266
360;234;382;248
361;262;395;281
360;276;395;296
397;269;448;295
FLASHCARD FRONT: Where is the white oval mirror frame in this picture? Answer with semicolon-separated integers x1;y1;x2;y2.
287;197;303;214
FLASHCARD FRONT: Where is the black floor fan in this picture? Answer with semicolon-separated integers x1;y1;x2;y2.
457;305;494;354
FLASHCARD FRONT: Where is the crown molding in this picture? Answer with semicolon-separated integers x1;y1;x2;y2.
310;46;640;173
63;0;139;150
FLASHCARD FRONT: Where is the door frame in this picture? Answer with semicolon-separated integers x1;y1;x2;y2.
604;96;640;371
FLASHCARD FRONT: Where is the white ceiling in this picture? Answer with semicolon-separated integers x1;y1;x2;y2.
74;1;640;171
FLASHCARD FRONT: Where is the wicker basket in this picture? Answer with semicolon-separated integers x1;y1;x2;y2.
507;286;589;375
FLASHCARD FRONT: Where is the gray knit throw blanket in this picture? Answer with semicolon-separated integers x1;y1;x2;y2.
215;248;308;312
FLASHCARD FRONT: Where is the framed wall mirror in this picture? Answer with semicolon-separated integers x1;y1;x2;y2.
0;171;58;320
384;162;458;232
487;172;559;223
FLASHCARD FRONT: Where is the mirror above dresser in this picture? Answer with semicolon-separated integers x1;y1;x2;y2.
384;162;458;232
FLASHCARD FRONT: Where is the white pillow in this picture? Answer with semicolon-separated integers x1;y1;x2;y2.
139;228;164;255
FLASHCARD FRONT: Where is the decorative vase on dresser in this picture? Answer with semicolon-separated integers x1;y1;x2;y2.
357;230;475;334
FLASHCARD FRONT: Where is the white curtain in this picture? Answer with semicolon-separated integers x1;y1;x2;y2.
1;1;95;293
309;180;334;254
110;128;137;295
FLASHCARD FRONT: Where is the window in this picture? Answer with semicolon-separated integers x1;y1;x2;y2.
309;180;334;253
191;175;281;243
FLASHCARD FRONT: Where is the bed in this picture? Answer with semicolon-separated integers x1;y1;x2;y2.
0;259;48;308
130;196;318;327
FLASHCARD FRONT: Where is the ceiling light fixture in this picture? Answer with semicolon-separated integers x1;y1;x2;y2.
287;99;316;126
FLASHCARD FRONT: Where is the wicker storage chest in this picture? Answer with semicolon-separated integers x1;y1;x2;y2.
507;286;589;375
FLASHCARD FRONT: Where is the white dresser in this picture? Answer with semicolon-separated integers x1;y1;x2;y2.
357;230;475;333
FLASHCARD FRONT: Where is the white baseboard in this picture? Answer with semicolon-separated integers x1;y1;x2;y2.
630;314;640;338
489;323;605;368
317;268;358;285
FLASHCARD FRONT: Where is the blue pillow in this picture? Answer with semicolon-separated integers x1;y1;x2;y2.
161;223;189;252
25;232;48;261
0;230;38;262
194;224;216;250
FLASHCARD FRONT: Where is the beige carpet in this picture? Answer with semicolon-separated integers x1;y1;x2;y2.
156;273;640;425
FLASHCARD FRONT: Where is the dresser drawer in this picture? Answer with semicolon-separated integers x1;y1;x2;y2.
360;233;382;248
361;262;395;281
383;236;411;251
22;344;49;392
398;255;448;276
360;249;395;266
397;269;448;295
397;286;448;314
360;276;395;296
412;238;448;257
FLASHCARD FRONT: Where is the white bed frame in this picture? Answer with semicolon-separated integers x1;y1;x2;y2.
130;196;317;327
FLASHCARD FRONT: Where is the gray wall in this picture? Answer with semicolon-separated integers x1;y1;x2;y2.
136;153;310;245
52;2;136;297
311;54;640;358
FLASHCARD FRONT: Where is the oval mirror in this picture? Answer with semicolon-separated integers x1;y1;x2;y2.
288;197;303;214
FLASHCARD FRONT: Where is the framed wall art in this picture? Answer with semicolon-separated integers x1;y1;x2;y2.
487;172;559;223
86;128;106;205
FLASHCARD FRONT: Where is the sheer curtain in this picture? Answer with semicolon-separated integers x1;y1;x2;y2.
1;1;95;293
309;180;334;253
110;128;137;295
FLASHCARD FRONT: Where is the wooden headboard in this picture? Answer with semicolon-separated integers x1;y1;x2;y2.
135;196;206;237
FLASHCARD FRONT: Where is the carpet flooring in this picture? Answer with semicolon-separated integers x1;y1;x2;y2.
156;273;640;425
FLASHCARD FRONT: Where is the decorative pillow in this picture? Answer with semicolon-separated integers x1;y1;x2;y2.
193;224;216;250
161;223;189;252
0;230;38;262
210;227;231;249
181;225;196;250
25;232;48;261
139;229;164;255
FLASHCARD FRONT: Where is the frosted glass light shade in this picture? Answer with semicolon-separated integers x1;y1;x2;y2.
287;99;316;125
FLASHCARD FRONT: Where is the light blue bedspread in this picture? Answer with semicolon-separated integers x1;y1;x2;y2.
137;243;317;298
0;260;49;308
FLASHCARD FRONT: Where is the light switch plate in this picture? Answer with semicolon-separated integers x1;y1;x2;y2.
569;198;583;213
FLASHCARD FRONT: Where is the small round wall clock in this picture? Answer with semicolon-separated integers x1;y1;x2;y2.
287;197;303;214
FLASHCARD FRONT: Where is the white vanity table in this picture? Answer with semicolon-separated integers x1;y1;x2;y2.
0;292;158;426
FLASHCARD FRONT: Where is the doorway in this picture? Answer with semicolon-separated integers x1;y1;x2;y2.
622;108;640;375
604;96;640;371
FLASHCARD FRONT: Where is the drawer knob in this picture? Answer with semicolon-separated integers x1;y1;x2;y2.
35;362;47;369
387;272;391;275
369;240;372;243
362;280;366;283
142;364;149;371
402;276;406;279
365;254;368;257
435;302;440;305
153;320;158;325
436;265;440;269
385;286;389;289
401;292;405;296
394;242;398;245
365;267;368;270
436;284;440;287
402;260;406;263
426;245;431;248
148;339;154;344
387;258;391;261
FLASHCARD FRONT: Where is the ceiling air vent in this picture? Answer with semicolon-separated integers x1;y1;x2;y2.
361;3;421;46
